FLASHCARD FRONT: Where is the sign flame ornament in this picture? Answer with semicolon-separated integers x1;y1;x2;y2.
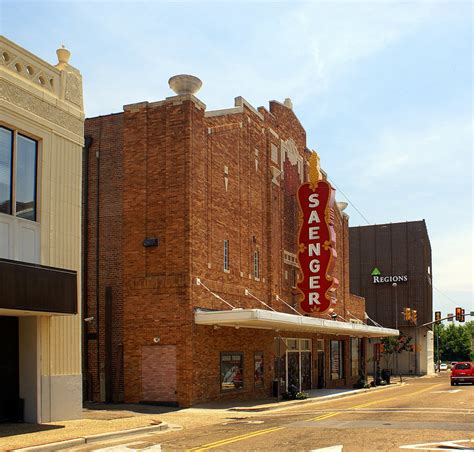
296;152;339;313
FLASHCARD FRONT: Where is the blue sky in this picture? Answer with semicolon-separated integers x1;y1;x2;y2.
1;0;472;320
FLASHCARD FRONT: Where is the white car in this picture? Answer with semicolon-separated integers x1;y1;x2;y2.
440;363;448;371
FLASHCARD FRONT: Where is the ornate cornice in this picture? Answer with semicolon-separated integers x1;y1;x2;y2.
0;79;83;137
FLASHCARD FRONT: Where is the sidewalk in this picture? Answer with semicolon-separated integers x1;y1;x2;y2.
2;382;404;451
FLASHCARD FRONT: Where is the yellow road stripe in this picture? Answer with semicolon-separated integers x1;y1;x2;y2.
351;383;444;409
187;383;444;451
187;426;284;451
310;412;340;421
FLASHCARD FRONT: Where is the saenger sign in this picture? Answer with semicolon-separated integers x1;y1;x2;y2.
296;153;338;313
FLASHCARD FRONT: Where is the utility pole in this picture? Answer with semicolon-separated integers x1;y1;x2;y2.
392;282;399;377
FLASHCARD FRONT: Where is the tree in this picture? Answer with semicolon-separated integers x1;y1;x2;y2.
435;322;473;362
380;334;413;370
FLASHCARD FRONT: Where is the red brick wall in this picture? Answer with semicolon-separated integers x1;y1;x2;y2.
84;113;124;403
84;94;367;406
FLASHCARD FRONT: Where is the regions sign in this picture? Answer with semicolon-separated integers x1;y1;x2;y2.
371;268;408;284
296;153;338;313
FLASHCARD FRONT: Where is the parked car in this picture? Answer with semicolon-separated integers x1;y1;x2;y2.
451;362;474;386
439;363;448;371
450;362;457;369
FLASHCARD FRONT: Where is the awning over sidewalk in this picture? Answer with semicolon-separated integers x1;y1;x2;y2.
195;308;399;338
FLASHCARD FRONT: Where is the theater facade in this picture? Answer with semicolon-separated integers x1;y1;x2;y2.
83;75;397;406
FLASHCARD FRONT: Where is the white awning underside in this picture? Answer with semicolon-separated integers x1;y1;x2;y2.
195;308;399;338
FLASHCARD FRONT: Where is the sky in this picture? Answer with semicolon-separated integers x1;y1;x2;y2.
1;0;472;321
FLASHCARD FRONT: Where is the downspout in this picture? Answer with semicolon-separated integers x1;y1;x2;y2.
96;120;103;402
82;134;93;401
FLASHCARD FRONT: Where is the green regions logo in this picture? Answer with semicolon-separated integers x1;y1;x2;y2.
371;267;408;284
371;267;381;276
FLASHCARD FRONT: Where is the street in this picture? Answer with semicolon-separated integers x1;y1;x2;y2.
63;374;474;452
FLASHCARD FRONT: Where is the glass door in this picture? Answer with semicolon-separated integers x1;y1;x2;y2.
287;352;300;392
301;351;312;390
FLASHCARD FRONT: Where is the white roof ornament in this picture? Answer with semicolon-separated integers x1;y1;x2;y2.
168;74;202;95
55;44;70;70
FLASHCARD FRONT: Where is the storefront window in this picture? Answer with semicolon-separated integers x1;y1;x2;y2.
351;338;361;376
331;340;344;380
221;353;243;391
254;353;264;387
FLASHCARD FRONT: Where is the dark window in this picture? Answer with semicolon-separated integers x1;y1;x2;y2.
16;134;37;221
221;352;243;391
351;338;360;376
254;353;264;387
223;240;229;271
454;363;470;370
0;127;37;221
253;249;260;279
330;340;344;380
0;127;13;215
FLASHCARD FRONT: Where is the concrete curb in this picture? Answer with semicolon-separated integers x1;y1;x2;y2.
85;423;168;444
11;422;168;452
229;382;405;412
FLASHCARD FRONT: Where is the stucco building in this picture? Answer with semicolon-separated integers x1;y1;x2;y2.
83;75;397;406
349;220;434;375
0;36;84;422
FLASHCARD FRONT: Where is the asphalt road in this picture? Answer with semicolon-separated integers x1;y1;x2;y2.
68;374;474;452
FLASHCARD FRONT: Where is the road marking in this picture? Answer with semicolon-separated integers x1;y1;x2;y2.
350;383;444;410
187;383;445;451
309;446;343;451
186;426;284;451
92;445;162;451
432;389;462;393
310;412;340;421
400;438;474;450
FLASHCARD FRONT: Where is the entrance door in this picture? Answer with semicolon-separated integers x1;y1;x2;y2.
317;351;325;389
287;352;300;392
301;352;312;390
0;316;21;422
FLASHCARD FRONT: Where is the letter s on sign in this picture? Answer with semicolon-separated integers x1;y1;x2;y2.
308;193;319;208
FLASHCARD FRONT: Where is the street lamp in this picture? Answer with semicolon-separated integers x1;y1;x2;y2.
392;282;399;376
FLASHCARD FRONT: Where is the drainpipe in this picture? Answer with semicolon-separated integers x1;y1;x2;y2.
96;120;104;402
82;134;93;401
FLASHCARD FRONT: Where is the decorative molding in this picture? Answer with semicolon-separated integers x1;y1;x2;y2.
65;71;83;107
271;167;282;186
0;79;83;136
283;250;299;268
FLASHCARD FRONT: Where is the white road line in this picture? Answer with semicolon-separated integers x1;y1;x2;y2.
432;389;463;393
400;438;474;450
91;445;162;452
309;446;343;452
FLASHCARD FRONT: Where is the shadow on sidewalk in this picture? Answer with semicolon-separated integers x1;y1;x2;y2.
84;401;182;418
0;423;63;438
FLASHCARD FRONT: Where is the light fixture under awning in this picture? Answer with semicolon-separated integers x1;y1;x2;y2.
195;308;399;338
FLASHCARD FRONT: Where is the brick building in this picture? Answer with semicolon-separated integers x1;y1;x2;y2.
83;75;397;406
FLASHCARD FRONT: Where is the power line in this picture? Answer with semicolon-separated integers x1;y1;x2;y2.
433;285;464;307
327;176;371;225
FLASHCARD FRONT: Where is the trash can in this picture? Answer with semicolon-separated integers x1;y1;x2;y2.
272;379;279;397
381;369;391;384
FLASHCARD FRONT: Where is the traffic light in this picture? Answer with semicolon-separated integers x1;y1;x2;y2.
455;307;462;322
404;308;411;321
460;309;465;322
435;311;441;324
412;310;417;324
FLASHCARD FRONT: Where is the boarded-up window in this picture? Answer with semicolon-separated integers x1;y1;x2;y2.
141;345;177;402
